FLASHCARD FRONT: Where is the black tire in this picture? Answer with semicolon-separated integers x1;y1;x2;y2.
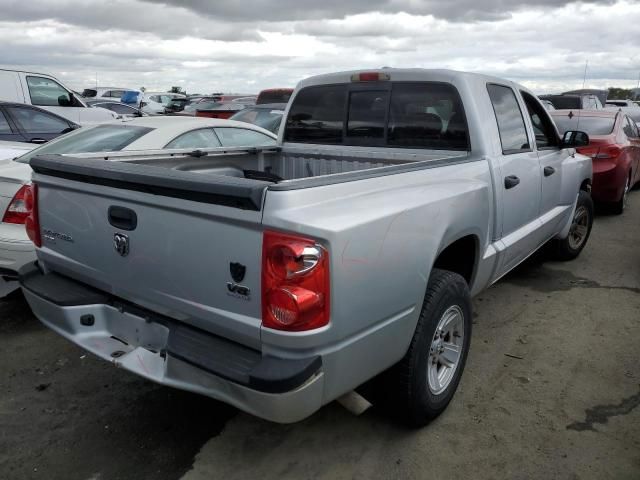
611;173;631;215
553;190;594;261
381;268;472;427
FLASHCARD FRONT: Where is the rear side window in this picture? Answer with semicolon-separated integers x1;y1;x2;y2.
623;116;639;138
165;128;221;149
8;106;70;133
551;114;615;136
0;111;12;134
487;84;530;153
15;125;153;164
284;82;469;150
285;85;347;144
214;128;276;147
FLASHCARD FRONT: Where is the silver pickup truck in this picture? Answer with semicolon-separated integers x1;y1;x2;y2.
20;69;593;426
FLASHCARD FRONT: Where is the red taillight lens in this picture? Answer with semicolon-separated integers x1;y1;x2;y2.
2;184;31;224
262;230;329;331
24;184;41;247
577;144;621;160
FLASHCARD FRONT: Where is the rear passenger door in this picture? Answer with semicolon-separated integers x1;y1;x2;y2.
520;91;571;237
487;84;542;276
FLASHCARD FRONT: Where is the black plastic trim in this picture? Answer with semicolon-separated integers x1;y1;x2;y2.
0;267;19;281
30;154;269;211
19;266;322;394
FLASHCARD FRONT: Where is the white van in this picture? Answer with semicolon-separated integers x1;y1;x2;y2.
0;69;117;125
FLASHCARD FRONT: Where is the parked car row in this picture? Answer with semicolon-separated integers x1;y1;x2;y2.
0;66;637;429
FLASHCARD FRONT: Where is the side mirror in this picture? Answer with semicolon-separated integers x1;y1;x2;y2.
561;130;589;148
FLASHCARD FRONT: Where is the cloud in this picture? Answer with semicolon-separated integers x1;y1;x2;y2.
0;0;638;94
141;0;618;22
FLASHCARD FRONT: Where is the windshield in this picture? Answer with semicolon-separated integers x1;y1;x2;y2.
552;114;615;136
229;107;284;133
15;124;154;164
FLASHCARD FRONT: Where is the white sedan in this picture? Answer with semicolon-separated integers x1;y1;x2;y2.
0;116;276;297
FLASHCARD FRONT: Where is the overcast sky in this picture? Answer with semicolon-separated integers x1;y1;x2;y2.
1;0;639;94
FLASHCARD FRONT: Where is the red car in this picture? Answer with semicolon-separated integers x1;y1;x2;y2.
551;109;640;213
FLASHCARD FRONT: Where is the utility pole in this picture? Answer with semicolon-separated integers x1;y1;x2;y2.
581;60;588;90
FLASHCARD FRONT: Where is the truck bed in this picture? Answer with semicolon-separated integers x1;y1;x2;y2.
30;146;469;210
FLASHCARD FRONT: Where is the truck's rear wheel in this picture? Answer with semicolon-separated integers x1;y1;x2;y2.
384;268;472;427
553;190;593;260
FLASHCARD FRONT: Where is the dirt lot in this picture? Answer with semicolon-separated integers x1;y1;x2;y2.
1;194;639;480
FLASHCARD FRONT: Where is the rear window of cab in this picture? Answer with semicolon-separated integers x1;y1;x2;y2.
284;82;470;151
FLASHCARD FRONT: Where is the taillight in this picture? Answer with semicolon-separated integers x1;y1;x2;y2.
2;184;31;224
24;184;41;247
262;230;330;331
350;72;390;82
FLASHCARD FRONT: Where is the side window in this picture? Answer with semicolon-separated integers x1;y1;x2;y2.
520;91;559;149
623;116;639;138
214;128;276;147
284;85;347;144
165;128;221;149
26;76;71;107
0;110;13;134
8;106;70;133
487;84;530;153
107;90;124;99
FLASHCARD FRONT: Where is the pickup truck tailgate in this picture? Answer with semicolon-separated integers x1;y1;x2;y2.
30;155;270;349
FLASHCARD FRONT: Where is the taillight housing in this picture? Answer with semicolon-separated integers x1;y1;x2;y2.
23;184;41;247
262;230;330;331
2;184;31;224
577;144;621;159
351;72;391;82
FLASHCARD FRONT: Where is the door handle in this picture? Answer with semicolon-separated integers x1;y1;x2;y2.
544;166;555;177
108;206;137;231
504;175;520;189
30;138;47;144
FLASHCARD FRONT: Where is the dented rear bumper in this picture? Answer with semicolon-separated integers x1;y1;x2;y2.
20;264;324;423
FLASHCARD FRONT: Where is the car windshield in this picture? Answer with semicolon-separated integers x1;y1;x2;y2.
552;114;615;136
229;107;284;133
15;124;153;164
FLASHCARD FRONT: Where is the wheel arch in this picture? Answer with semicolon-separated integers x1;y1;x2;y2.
432;234;479;287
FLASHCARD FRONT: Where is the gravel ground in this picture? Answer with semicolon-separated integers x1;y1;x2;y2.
1;193;639;480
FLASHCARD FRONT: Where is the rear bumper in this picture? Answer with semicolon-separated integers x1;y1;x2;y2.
591;160;626;203
0;226;35;296
20;266;324;423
